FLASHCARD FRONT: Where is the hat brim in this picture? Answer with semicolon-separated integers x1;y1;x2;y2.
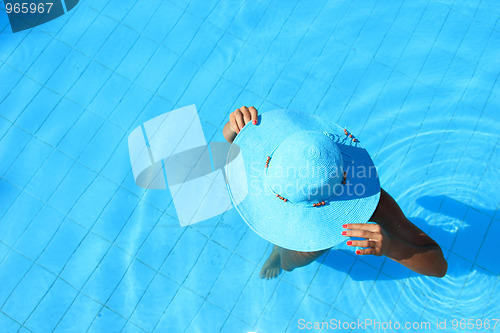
225;110;380;252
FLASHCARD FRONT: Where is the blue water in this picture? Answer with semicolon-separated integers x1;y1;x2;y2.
0;0;499;332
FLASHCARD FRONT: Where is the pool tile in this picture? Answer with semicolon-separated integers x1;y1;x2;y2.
141;1;184;43
255;281;305;332
45;49;91;95
453;265;496;319
220;315;252;333
106;260;156;318
56;5;99;46
122;0;162;33
29;152;74;202
4;136;52;188
267;65;308;106
207;254;253;312
321;306;355;333
452;208;491;262
0;65;22;105
15;87;61;134
116;37;159;82
0;29;27;62
129;274;178;332
7;32;48;70
462;69;496;111
198;78;242;127
96;24;139;71
87;73;132;119
163;11;204;55
374;71;413;112
83;246;134;304
159;227;207;283
88;307;126;333
282;257;325;292
455;20;491;63
135;46;179;93
390;285;426;325
14;205;64;261
75;14;118;56
102;0;137;21
154;286;204;333
60;232;111;290
201;32;245;77
186;301;228;333
0;312;20;333
422;253;473;321
206;1;242;32
113;202;161;256
332;260;379;315
246;8;287;51
353;60;392;108
2;264;56;324
358;276;404;324
36;218;86;275
66;61;112;108
414;1;450;40
288;294;330;332
0;250;32;305
77;121;125;172
433;9;470;53
210;208;247;252
380;257;413;280
121;322;146;333
476;218;500;274
418;46;454;88
223;44;264;89
355;18;392;57
231;270;280;326
0;75;42;122
290;76;329;113
309;250;355;305
36;98;84;147
47;162;95;213
91;188;140;242
0;192;43;247
428;196;467;250
54;293;102;332
22;39;70;83
184;240;231;297
24;278;78;332
234;228;271;265
176;67;221;108
57;112;104;159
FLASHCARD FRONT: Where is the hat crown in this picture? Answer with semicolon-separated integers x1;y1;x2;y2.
266;131;344;204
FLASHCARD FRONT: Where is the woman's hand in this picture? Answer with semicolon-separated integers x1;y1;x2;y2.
342;223;392;256
229;106;258;133
223;106;258;143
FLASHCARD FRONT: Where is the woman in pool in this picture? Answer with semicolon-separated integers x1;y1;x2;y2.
223;106;448;279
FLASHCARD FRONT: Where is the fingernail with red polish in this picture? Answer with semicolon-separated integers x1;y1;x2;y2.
356;250;360;255
341;231;347;236
342;224;347;228
253;120;257;125
347;241;352;246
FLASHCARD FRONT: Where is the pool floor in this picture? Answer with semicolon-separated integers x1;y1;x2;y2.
0;0;499;332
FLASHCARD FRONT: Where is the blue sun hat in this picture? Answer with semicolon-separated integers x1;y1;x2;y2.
225;109;381;252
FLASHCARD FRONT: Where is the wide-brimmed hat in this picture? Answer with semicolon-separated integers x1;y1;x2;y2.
225;110;380;252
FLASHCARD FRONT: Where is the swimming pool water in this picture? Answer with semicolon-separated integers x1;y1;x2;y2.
0;0;499;332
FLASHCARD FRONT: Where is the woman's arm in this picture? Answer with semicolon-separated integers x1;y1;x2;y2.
344;189;448;277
